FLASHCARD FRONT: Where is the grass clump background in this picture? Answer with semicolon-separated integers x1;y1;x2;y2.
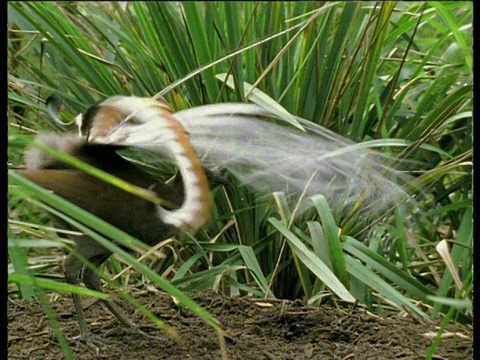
8;1;472;355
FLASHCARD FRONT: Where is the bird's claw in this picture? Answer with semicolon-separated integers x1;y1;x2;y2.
104;324;159;340
72;331;105;355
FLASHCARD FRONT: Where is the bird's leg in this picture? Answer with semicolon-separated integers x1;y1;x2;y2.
64;247;106;353
81;258;157;339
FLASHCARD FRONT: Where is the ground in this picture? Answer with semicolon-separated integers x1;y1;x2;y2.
8;289;472;360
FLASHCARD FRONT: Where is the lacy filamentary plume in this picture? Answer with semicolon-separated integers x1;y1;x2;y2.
91;97;410;216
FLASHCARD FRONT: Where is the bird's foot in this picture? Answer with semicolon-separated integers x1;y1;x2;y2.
104;324;159;340
72;331;105;355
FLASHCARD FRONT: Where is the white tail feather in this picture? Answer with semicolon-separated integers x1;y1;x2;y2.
81;96;212;230
78;97;413;221
173;103;412;215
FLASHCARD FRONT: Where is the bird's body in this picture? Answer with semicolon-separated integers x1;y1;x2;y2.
20;134;184;245
16;133;188;348
15;97;216;349
14;94;412;351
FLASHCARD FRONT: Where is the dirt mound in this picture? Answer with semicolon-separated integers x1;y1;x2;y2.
8;290;472;359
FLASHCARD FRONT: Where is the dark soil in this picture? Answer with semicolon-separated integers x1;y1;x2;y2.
8;290;472;360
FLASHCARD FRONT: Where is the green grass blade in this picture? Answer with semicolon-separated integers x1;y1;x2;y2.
268;218;355;303
310;195;349;288
345;255;428;318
